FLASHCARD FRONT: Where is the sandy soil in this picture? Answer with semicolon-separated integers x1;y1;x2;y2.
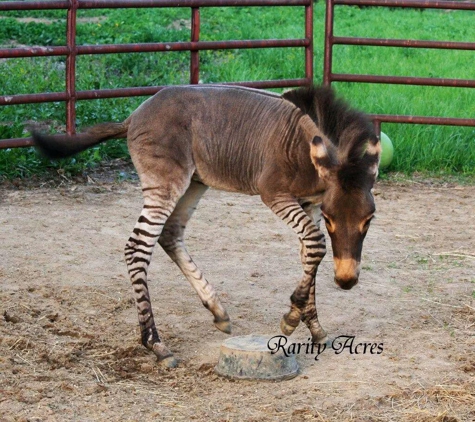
1;177;474;421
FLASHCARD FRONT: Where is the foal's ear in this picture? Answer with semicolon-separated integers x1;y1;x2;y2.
310;136;334;179
364;136;382;179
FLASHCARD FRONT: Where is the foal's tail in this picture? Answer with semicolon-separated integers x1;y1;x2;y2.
32;119;130;160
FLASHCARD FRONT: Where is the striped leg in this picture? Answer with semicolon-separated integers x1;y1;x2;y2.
263;195;327;340
158;181;231;334
300;203;328;343
125;185;189;367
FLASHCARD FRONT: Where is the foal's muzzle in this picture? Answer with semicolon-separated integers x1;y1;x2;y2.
334;276;359;290
333;258;360;290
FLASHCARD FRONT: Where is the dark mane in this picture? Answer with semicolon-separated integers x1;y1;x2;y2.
282;85;379;190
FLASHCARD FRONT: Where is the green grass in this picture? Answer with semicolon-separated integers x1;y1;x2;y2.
0;3;474;179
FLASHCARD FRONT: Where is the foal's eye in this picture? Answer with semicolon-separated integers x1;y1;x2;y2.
322;214;334;231
363;216;374;230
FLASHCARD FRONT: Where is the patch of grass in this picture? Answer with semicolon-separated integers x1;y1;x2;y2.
1;57;65;96
416;256;429;265
0;16;65;45
0;3;474;179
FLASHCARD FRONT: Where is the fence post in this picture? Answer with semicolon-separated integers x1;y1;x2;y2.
372;119;381;139
190;7;200;84
66;0;78;134
305;1;314;83
323;0;334;86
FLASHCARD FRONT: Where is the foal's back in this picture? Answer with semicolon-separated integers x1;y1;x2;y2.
126;85;320;195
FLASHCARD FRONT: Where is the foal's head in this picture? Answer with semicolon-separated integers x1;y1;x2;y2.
311;135;381;290
284;85;381;290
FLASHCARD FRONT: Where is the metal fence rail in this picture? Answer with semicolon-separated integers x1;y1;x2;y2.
324;0;475;135
0;0;313;148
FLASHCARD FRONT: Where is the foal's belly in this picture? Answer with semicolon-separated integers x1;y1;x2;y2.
192;172;259;196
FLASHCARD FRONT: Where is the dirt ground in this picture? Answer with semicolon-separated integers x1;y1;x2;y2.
1;173;474;421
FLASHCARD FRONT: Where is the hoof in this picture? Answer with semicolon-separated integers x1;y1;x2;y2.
312;333;332;347
214;318;232;334
280;317;298;336
151;342;176;367
159;355;178;368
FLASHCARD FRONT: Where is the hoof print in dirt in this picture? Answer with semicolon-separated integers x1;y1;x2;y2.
3;311;22;324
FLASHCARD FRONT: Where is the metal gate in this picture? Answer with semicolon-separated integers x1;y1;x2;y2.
0;0;314;149
2;0;474;150
324;0;475;135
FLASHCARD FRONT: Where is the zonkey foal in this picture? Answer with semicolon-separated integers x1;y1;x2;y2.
34;85;381;367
